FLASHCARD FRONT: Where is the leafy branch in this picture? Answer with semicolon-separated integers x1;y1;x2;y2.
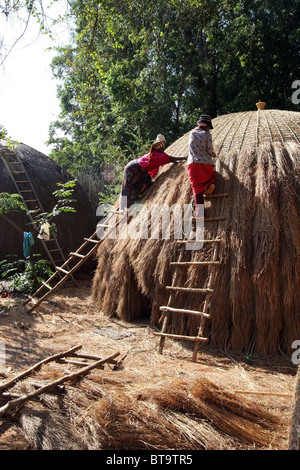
0;179;77;238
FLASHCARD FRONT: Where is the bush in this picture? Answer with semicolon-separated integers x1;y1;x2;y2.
0;254;53;295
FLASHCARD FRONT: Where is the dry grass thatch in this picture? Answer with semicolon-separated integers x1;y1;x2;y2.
0;282;293;450
92;109;300;355
0;372;285;450
92;376;284;450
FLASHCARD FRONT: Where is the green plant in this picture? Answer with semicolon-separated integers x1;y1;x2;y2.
0;254;53;295
28;179;77;237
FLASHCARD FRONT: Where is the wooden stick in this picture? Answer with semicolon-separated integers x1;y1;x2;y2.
170;261;221;265
166;286;213;293
204;193;229;198
234;390;292;398
159;306;210;318
58;359;95;367
72;353;106;361
154;332;208;342
0;351;120;417
2;384;65;399
0;345;82;392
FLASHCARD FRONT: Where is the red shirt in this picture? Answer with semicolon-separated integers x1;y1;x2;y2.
138;150;171;178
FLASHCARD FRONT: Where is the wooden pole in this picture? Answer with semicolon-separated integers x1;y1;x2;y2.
234;390;292;398
0;344;82;392
0;351;120;417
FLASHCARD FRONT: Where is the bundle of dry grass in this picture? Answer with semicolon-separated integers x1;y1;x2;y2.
0;366;286;450
91;376;283;450
92;109;300;355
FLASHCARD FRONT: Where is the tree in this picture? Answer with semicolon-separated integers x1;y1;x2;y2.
2;0;299;207
205;0;300;112
0;192;26;234
49;0;300;182
48;0;219;200
0;0;64;65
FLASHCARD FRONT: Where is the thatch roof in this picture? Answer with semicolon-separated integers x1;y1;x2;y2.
92;109;300;355
0;143;96;268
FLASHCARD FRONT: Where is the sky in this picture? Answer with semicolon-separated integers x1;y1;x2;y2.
0;2;71;155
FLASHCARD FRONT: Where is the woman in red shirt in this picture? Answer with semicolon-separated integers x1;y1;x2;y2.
120;134;186;209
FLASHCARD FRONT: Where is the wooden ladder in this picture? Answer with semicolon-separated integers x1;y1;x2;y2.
153;192;228;362
0;146;71;275
0;344;120;417
24;210;125;313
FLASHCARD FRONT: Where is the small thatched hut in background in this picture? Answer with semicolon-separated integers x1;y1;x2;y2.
92;108;300;355
0;143;96;270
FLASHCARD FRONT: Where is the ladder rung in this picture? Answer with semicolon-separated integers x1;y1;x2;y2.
97;223;113;228
49;249;60;253
24;199;38;203
192;216;226;223
70;252;85;259
109;209;125;214
153;332;208;342
55;266;70;275
176;239;222;244
171;259;220;265
12;171;25;174
166;286;213;293
15;180;29;184
19;190;33;193
204;193;229;198
42;281;52;291
84;237;100;244
159;306;210;318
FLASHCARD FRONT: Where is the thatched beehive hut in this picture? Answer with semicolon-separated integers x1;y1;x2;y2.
92;108;300;355
0;142;96;267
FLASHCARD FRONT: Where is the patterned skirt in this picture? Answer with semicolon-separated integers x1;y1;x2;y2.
121;160;152;208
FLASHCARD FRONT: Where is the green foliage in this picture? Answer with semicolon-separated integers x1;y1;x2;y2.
0;254;53;294
0;124;18;149
0;180;77;256
0;193;26;214
28;179;77;236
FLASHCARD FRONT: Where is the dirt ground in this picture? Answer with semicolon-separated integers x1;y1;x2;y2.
0;280;297;451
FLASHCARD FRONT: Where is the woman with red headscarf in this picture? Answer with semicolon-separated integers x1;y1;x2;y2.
187;115;217;217
120;134;186;209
